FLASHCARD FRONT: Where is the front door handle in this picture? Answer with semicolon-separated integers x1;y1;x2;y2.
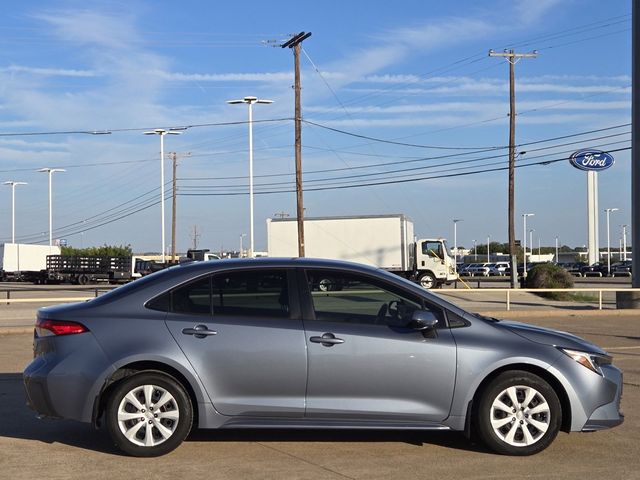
182;325;217;339
310;333;344;347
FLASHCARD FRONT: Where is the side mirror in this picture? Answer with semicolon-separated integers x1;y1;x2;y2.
408;310;439;331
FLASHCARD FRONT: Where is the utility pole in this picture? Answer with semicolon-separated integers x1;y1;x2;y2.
489;49;538;289
168;152;191;263
171;152;178;263
282;31;312;257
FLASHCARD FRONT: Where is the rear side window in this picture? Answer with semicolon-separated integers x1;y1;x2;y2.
146;276;211;315
212;269;289;318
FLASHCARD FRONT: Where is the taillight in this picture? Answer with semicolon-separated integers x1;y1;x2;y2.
36;318;89;337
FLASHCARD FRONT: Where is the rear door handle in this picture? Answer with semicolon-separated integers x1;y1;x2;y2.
182;325;217;339
309;333;344;346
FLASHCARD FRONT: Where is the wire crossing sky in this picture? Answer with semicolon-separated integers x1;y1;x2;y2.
0;1;631;253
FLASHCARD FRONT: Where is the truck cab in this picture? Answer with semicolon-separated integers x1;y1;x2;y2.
415;239;457;289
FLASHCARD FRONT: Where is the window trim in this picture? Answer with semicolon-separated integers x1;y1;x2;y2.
145;266;300;320
298;267;447;328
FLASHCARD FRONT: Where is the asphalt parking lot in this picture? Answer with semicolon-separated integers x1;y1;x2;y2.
0;313;638;480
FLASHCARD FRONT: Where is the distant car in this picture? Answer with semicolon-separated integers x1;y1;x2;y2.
611;261;632;277
559;262;587;277
23;258;623;457
467;263;491;276
488;262;510;276
580;263;608;277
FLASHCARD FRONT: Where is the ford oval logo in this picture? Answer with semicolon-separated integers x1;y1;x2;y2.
569;149;614;172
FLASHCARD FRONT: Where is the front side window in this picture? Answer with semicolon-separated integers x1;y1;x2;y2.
422;241;444;259
212;269;290;318
306;269;436;327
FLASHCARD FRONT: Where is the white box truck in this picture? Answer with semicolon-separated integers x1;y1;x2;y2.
266;214;457;288
0;243;61;281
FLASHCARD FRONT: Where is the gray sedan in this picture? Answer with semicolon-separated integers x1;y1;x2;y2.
23;258;623;457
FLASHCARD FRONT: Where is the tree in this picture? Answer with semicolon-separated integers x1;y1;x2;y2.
61;244;133;257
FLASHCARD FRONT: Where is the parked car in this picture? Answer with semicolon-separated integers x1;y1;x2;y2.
580;262;609;277
466;263;492;276
559;262;587;277
611;261;632;277
488;262;510;276
23;258;623;457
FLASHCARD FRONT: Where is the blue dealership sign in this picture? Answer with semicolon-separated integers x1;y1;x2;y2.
569;149;614;172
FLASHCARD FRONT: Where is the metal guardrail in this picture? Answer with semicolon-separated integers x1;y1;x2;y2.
0;286;637;312
440;287;640;310
0;287;110;305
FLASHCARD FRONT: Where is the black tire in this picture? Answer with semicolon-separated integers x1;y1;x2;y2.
106;371;193;457
418;272;436;289
476;370;561;456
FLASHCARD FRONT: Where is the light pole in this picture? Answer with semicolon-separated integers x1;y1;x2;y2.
3;181;27;243
605;208;619;275
239;233;246;258
529;229;535;263
144;128;182;263
522;213;535;278
453;219;462;273
37;168;65;246
538;236;541;257
555;236;559;264
226;96;273;258
487;236;490;263
622;224;628;261
473;239;477;261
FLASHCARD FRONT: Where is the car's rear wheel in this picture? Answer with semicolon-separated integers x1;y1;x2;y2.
106;371;193;457
476;371;561;455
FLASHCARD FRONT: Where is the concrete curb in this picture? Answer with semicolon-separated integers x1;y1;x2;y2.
477;309;640;318
0;327;33;335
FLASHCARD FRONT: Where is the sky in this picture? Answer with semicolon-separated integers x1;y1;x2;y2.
0;0;632;255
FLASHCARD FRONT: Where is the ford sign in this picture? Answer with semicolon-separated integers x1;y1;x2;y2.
569;149;615;172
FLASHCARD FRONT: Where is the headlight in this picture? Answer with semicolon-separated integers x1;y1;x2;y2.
560;348;612;376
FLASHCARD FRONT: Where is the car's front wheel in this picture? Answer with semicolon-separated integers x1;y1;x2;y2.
106;371;193;457
476;371;562;455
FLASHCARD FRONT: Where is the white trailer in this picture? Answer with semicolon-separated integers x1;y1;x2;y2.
0;243;61;281
266;214;456;288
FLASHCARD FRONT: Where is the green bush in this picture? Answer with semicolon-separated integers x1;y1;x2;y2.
526;263;574;300
61;244;133;257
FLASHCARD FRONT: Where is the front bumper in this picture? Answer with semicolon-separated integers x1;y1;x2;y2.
582;365;624;431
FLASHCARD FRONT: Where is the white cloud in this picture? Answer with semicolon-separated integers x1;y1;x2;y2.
0;65;98;77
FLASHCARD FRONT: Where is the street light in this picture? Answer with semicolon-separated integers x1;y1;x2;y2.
555;236;559;264
522;213;535;278
226;96;273;257
605;208;619;275
453;219;463;273
239;233;247;258
3;181;27;243
622;224;628;261
529;229;535;263
144;128;182;263
473;239;477;261
37;168;65;246
487;235;490;263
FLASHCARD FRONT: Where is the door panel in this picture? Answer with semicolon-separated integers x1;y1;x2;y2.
164;268;307;417
302;269;457;422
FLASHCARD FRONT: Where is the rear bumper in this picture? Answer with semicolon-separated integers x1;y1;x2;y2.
23;333;115;423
